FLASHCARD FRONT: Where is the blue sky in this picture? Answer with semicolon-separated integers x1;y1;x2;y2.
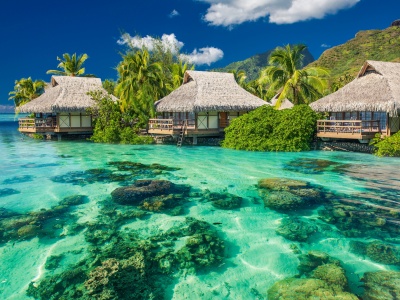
1;0;399;109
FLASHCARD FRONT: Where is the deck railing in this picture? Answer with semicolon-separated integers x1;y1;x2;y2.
19;117;57;130
317;120;380;134
148;119;196;131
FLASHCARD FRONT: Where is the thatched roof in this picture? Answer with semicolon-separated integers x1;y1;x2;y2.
19;76;115;113
270;92;294;110
310;60;400;117
154;71;267;112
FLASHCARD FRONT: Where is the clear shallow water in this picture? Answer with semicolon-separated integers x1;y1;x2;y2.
1;113;400;299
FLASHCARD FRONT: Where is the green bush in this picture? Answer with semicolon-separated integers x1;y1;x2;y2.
88;91;154;145
222;105;319;152
372;132;400;157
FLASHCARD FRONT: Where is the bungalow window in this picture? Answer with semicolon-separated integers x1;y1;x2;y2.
374;112;387;130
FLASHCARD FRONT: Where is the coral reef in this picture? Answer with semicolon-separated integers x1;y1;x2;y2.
268;251;357;299
276;217;318;242
267;278;358;300
111;179;190;212
50;161;180;186
28;217;225;299
0;194;85;244
283;158;347;174
203;191;242;210
258;178;324;212
0;188;20;198
350;240;400;265
361;271;400;300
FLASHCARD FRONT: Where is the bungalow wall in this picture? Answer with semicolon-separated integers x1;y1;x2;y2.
160;111;248;130
58;112;92;129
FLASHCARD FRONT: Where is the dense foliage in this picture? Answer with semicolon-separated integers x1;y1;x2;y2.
371;132;400;157
8;77;45;107
309;26;400;79
258;44;329;107
222;105;319;152
46;53;95;77
88;92;153;144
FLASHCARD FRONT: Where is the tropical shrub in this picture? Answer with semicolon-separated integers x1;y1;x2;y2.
222;105;319;152
87;92;153;145
371;132;400;157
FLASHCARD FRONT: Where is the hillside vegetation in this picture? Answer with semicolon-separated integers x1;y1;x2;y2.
214;48;314;81
309;26;400;78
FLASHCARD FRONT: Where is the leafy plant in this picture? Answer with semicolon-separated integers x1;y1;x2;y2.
87;91;153;145
371;132;400;157
46;53;95;77
258;44;329;107
222;105;319;152
8;77;45;107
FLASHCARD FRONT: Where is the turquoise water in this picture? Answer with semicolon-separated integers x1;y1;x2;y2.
1;113;400;299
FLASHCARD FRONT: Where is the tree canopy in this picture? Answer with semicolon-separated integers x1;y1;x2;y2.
259;44;329;108
222;105;320;152
8;77;45;107
46;53;95;77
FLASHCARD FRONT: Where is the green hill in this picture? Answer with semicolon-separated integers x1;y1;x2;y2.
309;25;400;78
214;48;314;81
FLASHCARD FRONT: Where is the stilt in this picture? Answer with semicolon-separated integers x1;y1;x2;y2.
192;135;197;145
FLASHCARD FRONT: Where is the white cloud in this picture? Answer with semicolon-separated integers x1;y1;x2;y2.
180;47;224;66
321;43;331;48
117;33;224;66
169;9;180;18
117;33;184;53
198;0;360;26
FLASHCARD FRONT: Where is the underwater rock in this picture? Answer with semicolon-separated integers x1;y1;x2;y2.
276;217;318;242
362;271;400;300
59;195;88;206
350;240;400;265
177;231;225;271
205;191;243;210
258;178;308;191
111;179;173;205
2;175;34;184
297;251;339;275
283;158;345;174
0;207;19;219
267;278;358;300
263;191;305;211
0;188;20;198
45;254;64;270
51;168;132;186
26;266;87;299
312;263;348;289
258;178;325;212
111;179;190;212
17;224;41;239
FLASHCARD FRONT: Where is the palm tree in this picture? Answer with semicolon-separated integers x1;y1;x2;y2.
331;73;354;92
229;69;247;88
8;77;45;107
259;44;329;108
115;49;166;124
169;60;193;90
46;53;95;77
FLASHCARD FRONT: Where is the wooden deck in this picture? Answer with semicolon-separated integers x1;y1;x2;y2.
18;118;93;134
316;120;380;141
148;119;222;136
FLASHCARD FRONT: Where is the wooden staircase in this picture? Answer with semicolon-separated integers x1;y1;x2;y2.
177;120;187;147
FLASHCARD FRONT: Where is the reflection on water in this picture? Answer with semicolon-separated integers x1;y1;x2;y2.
1;114;400;299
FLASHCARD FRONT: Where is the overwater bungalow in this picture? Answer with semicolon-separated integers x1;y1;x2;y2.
18;76;113;137
148;70;267;144
270;92;294;110
310;60;400;143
